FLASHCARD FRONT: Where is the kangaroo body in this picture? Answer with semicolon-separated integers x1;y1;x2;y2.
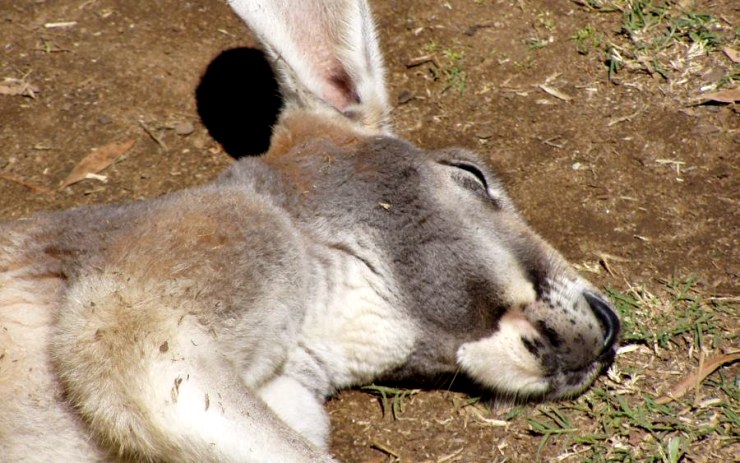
0;2;619;462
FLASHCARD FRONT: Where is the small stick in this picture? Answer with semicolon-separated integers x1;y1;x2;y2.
405;54;440;68
138;120;168;150
370;442;399;458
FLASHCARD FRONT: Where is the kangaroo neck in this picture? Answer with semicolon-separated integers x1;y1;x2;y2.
282;230;417;398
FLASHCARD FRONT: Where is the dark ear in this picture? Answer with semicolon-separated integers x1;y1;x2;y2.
229;0;392;132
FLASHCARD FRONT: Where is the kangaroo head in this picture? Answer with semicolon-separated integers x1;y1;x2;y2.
219;110;619;400
227;0;620;400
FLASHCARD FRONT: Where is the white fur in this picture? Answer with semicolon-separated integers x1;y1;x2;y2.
228;0;391;131
294;238;416;389
456;311;549;395
258;376;330;449
0;246;110;462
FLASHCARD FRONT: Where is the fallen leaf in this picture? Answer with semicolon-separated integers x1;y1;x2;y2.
0;78;40;98
697;88;740;104
656;351;740;404
722;47;740;64
538;84;573;101
0;172;53;194
59;140;135;189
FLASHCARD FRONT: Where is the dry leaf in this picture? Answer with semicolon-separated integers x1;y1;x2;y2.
698;88;740;104
722;47;740;64
0;78;40;98
0;172;53;194
656;351;740;404
538;84;573;101
59;140;135;189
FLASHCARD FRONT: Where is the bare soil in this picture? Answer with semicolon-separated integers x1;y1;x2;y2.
1;1;737;462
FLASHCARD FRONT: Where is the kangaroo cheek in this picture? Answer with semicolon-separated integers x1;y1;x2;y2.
456;311;548;396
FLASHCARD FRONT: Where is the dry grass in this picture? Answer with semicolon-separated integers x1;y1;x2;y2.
574;0;738;99
521;278;738;462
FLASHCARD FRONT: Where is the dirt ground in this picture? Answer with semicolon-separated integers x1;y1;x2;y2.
0;0;737;462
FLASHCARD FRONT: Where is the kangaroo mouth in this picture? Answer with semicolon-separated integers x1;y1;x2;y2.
538;329;619;399
543;353;615;400
455;302;619;401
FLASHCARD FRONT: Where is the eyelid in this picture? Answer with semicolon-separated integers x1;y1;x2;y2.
440;160;505;210
443;161;489;191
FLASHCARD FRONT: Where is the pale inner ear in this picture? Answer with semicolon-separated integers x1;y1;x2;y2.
324;66;360;110
246;1;361;112
229;0;390;131
280;5;359;110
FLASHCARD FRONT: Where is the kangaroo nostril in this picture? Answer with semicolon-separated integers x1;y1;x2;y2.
583;292;620;351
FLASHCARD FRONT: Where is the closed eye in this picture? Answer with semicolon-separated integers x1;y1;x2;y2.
440;160;505;209
452;162;488;190
442;161;489;192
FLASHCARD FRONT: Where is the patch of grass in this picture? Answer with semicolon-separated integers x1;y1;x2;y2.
621;0;668;35
574;0;622;12
442;48;463;63
527;407;578;459
451;395;482;410
572;25;603;55
715;70;740;90
527;377;737;461
514;56;537;71
526;10;556;50
577;1;736;92
536;11;557;32
441;48;467;95
417;42;467;95
503;405;527;421
523;278;739;461
526;37;549;49
423;40;438;53
606;277;730;350
362;385;420;420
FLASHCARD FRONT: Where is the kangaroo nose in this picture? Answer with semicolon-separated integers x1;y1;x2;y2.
584;292;620;352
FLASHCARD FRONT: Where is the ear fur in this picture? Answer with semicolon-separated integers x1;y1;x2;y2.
229;0;392;133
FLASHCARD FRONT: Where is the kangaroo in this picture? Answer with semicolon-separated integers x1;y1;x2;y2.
0;1;620;461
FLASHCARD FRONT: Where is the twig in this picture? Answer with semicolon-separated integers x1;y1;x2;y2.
541;137;566;149
607;105;647;126
406;54;440;68
44;21;77;29
656;351;740;404
138;119;168;150
463;22;496;37
370;442;399;458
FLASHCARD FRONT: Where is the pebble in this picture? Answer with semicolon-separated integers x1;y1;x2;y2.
173;120;194;136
